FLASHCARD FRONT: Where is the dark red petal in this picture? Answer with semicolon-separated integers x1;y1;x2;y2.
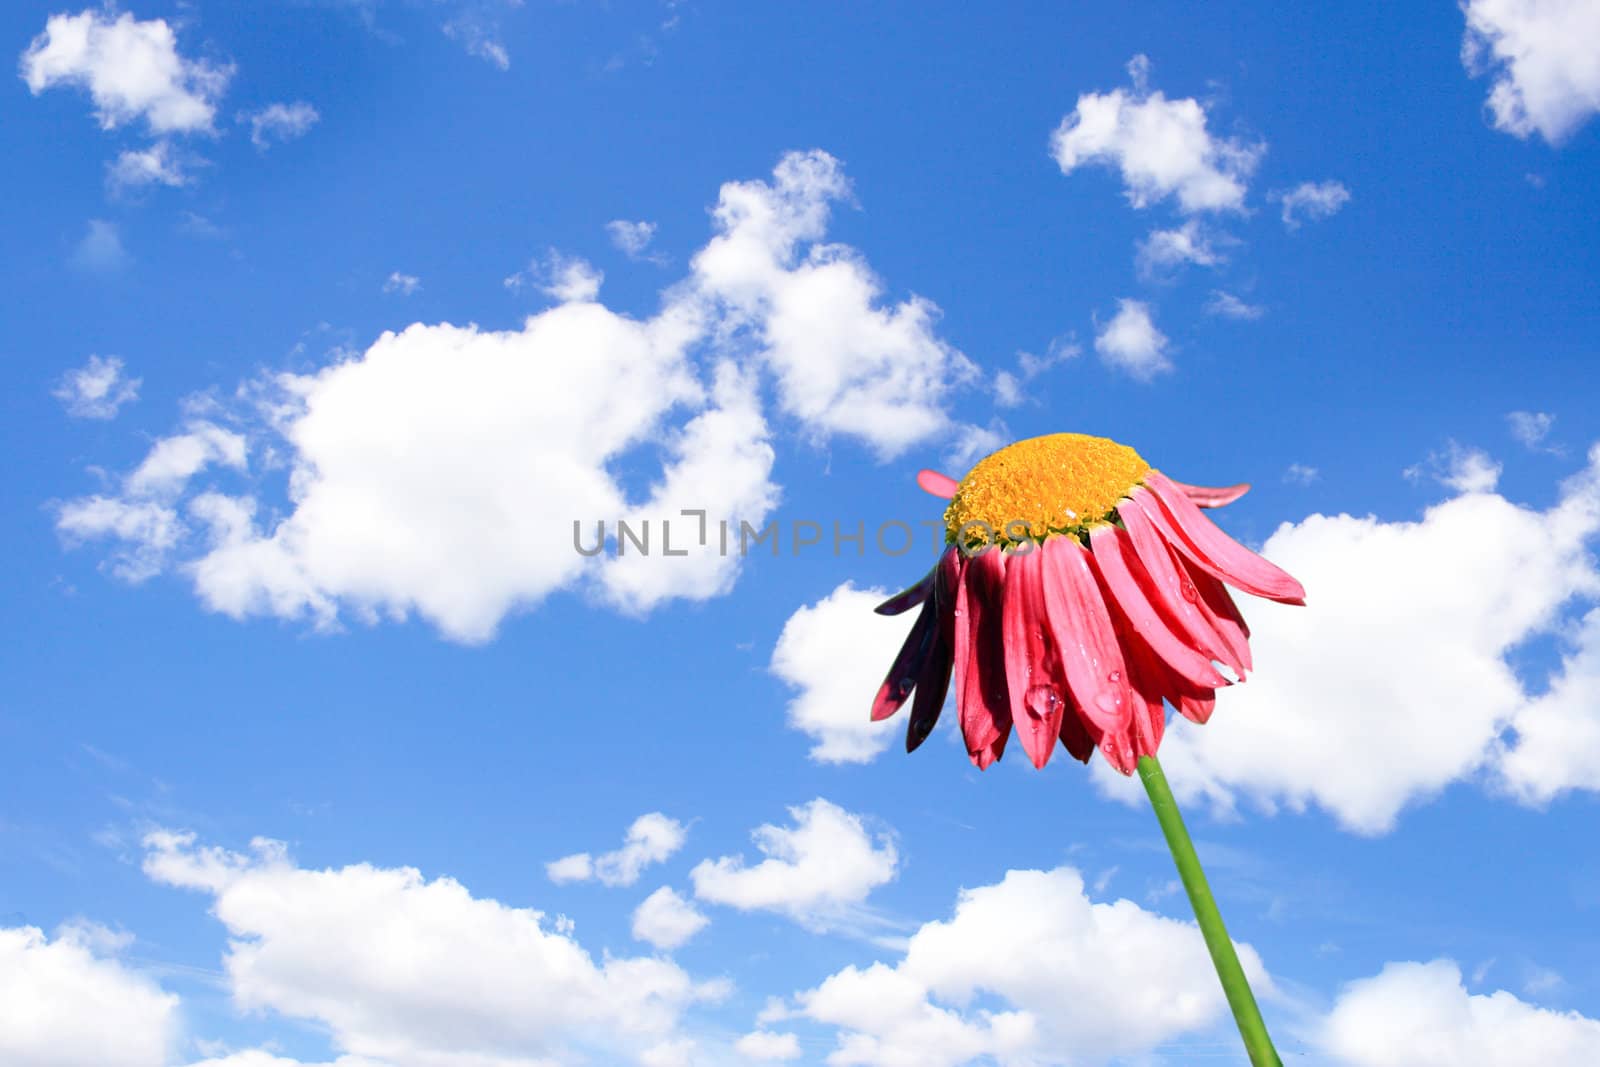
1140;473;1306;604
1038;537;1133;734
917;469;960;500
1165;477;1251;509
953;547;1011;760
970;727;1010;770
1058;702;1098;764
1087;524;1228;690
906;628;953;752
1116;498;1242;675
1001;546;1068;769
875;570;934;616
872;598;937;721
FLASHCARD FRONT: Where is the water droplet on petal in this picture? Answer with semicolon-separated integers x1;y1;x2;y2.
1093;691;1122;717
1024;685;1063;721
898;677;916;697
1180;580;1199;603
1107;670;1122;684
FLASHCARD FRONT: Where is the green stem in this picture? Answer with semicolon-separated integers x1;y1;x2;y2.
1137;754;1281;1067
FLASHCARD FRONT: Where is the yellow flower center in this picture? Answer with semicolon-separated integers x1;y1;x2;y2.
943;433;1150;545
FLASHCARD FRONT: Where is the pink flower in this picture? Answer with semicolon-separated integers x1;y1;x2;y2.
873;433;1305;774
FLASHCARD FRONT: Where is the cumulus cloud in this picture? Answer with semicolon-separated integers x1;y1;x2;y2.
0;923;178;1067
1405;441;1503;494
791;866;1270;1066
1094;298;1171;379
70;218;129;272
1099;444;1600;834
504;250;604;302
243;101;320;149
692;150;974;458
632;888;709;950
1051;54;1262;214
734;1031;802;1061
1316;959;1600;1065
383;271;421;296
770;583;915;764
1135;220;1223;277
546;813;688;887
1508;410;1556;450
690;799;897;927
20;8;230;134
60;151;973;640
142;829;722;1067
607;220;660;260
1462;0;1600;144
54;354;140;419
107;141;189;191
1205;289;1265;320
1276;180;1351;229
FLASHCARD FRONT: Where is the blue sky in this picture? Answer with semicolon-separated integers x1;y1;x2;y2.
4;2;1600;1064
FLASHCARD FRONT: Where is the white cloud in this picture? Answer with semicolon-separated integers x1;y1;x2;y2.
62;152;975;640
546;813;688;888
793;866;1269;1066
1205;289;1265;320
142;829;722;1067
690;799;897;926
71;219;129;272
734;1031;801;1061
443;10;514;71
383;272;421;296
56;496;181;582
20;9;230;134
1317;959;1600;1065
54;354;140;419
1136;220;1222;277
243;102;320;149
1094;298;1171;380
125;422;249;498
0;924;178;1067
108;141;189;191
1508;410;1555;449
1051;54;1261;214
1276;180;1351;229
632;888;709;950
504;251;603;303
1499;606;1600;802
607;219;659;259
1284;463;1320;486
1462;0;1600;144
993;338;1079;409
1106;444;1600;834
1406;441;1503;494
770;582;914;764
691;149;973;459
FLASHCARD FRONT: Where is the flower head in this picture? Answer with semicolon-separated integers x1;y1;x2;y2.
873;433;1305;774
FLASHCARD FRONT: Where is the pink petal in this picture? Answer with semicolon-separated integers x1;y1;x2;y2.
1179;555;1254;677
1038;537;1133;734
1116;498;1243;675
917;469;960;500
952;547;1011;759
1165;476;1251;509
1001;546;1068;769
971;729;1009;770
1087;524;1228;690
875;570;934;616
871;598;937;721
1140;473;1306;604
1177;691;1216;724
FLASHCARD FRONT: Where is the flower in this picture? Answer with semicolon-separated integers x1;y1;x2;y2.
872;433;1305;774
